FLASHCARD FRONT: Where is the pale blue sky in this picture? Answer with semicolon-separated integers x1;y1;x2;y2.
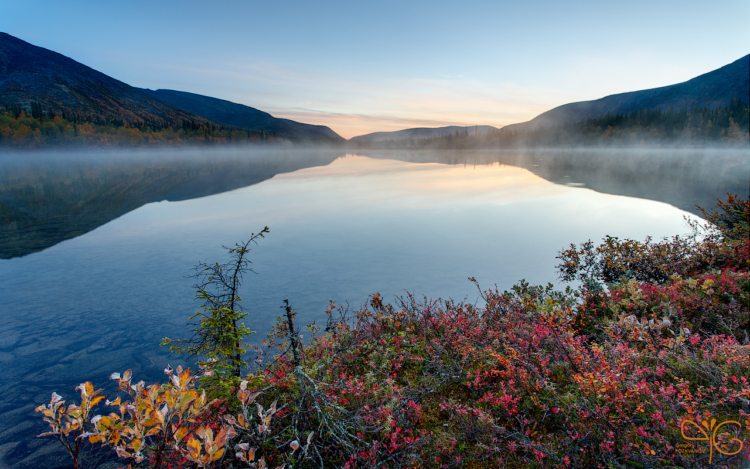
3;0;748;137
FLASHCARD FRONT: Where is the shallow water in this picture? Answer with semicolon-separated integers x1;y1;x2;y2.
0;147;746;468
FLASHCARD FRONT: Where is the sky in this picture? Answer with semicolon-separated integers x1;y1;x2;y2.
3;0;749;139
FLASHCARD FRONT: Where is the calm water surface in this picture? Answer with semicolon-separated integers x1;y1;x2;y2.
0;147;746;468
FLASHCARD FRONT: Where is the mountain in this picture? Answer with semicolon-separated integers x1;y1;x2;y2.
0;32;210;125
141;89;343;141
0;33;343;141
351;125;498;142
503;55;750;132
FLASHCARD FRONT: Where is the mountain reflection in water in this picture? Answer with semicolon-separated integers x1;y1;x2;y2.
359;147;749;217
1;147;746;260
0;148;341;259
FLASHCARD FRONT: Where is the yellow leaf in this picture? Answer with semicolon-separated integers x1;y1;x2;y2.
187;436;201;454
174;427;188;442
211;448;225;461
91;396;106;407
107;397;121;406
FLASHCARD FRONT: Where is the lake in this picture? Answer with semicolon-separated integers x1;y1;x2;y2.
0;146;747;468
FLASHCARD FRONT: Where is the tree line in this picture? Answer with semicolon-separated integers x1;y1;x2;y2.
0;103;284;147
4;100;748;149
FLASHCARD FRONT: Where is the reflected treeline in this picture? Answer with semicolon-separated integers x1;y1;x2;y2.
358;148;750;217
0;148;342;258
2;147;747;259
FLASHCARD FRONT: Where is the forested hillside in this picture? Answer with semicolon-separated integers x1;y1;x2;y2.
0;33;342;147
0;33;211;128
0;108;286;147
354;100;749;149
503;54;750;132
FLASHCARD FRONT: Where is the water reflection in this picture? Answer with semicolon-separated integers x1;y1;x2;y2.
1;147;746;259
0;147;746;468
357;147;750;216
0;148;341;259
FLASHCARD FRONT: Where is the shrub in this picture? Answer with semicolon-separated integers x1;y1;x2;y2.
37;197;750;468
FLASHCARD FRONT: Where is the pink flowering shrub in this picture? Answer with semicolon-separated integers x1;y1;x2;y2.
37;196;750;468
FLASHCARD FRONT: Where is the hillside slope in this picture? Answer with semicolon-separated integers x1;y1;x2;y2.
141;89;343;141
351;125;497;142
503;55;750;132
0;32;208;126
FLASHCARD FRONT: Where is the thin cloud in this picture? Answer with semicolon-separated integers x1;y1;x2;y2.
134;55;581;138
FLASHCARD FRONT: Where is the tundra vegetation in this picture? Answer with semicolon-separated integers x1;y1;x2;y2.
36;195;750;468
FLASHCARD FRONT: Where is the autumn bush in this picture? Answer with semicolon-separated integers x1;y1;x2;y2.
38;195;750;468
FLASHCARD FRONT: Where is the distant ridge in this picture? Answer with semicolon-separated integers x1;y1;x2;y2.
141;89;343;141
502;55;750;132
351;125;498;142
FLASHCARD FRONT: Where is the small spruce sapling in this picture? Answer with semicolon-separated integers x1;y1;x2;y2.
162;227;269;396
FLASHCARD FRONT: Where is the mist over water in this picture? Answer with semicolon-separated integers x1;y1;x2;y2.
0;146;746;468
357;146;749;215
0;147;342;258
